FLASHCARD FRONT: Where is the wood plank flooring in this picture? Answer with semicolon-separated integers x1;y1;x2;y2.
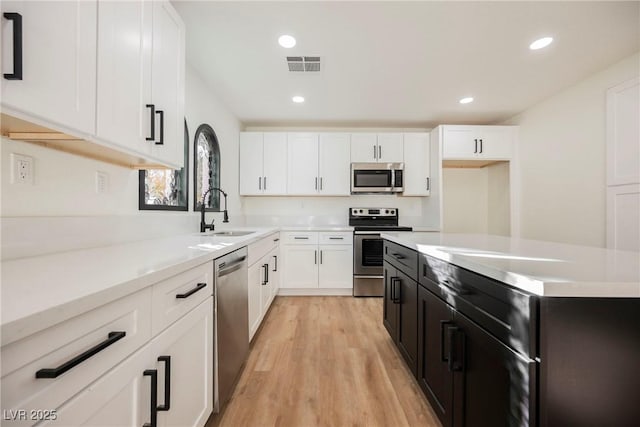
207;296;440;427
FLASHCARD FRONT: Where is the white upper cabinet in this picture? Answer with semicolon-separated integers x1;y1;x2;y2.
441;125;513;160
287;133;319;195
1;0;97;134
96;0;152;157
148;0;185;167
97;0;184;168
377;133;404;163
318;133;351;195
351;133;403;163
239;132;287;195
402;132;431;196
351;133;378;162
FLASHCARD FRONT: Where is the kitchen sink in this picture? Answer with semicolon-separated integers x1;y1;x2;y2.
210;230;255;237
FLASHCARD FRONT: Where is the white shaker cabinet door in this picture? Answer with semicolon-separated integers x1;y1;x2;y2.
263;132;288;195
350;133;378;162
318;245;353;289
319;133;351;195
43;345;150;427
0;0;97;134
149;0;185;168
96;0;152;157
478;127;512;159
282;245;319;288
403;132;431;196
151;298;213;427
441;127;477;159
376;133;404;163
287;133;319;195
239;132;264;195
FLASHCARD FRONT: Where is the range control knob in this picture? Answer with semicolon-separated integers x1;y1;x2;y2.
391;210;395;215
385;209;389;214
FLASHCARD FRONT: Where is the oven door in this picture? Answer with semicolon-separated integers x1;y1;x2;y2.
354;232;384;276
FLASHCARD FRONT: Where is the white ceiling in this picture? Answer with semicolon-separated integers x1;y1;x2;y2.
173;1;639;128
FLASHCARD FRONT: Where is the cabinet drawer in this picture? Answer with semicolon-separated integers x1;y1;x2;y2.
383;240;418;280
319;232;352;245
419;253;537;358
248;232;279;266
281;231;318;245
151;262;213;336
0;287;152;425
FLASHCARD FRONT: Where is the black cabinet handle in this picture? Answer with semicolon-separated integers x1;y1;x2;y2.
175;282;207;299
294;236;309;240
329;237;344;240
36;331;126;378
447;326;465;372
265;263;269;284
391;277;401;304
263;176;267;190
273;238;280;242
440;320;453;362
320;177;323;190
315;177;318;190
479;139;483;154
373;144;377;160
3;13;22;80
320;250;323;264
273;255;278;272
314;250;317;264
146;104;155;141
157;356;170;411
155;110;164;145
143;369;158;427
391;252;405;260
426;177;430;191
378;145;382;159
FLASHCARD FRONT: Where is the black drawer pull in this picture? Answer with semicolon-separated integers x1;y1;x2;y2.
36;331;126;379
329;237;344;240
392;252;405;260
155;110;164;145
176;282;207;299
294;236;309;240
157;356;171;411
273;255;278;272
143;369;158;427
145;104;155;141
440;320;453;362
3;13;22;80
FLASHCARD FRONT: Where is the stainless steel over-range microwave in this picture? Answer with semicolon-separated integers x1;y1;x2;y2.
351;162;404;194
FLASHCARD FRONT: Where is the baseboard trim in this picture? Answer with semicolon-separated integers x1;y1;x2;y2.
278;288;353;296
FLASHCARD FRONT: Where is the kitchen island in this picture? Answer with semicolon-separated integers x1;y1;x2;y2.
381;232;640;427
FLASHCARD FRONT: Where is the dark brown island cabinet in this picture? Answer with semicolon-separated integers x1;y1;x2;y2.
382;239;640;427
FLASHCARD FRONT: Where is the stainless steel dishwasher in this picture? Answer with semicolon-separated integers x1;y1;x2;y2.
213;247;248;413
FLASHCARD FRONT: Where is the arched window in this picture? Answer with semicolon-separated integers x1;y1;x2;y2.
194;124;221;211
138;119;189;210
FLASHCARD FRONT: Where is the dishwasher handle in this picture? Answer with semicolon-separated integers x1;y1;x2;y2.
218;256;247;277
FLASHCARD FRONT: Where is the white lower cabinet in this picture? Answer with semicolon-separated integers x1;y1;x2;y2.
1;262;214;427
248;233;280;341
281;232;353;293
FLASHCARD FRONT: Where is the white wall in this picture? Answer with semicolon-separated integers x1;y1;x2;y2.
443;168;489;233
1;63;242;259
503;52;639;247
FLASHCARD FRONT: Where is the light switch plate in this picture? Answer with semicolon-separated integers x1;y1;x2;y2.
96;171;108;194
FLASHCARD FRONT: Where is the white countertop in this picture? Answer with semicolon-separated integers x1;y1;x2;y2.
1;227;278;345
279;226;353;232
382;232;640;298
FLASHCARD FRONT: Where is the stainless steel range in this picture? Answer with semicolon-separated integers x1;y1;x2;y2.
350;208;412;297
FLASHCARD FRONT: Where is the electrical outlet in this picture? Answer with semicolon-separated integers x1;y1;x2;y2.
10;153;34;184
96;171;108;194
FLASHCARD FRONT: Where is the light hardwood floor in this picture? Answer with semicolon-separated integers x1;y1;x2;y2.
207;296;440;427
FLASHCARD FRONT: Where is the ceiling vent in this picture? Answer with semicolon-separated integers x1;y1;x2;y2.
286;56;321;72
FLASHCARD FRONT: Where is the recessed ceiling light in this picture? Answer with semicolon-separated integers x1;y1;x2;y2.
292;96;305;103
529;37;553;50
459;97;474;104
278;35;296;48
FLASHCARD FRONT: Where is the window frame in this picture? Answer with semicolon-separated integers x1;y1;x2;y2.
193;124;221;212
138;119;189;211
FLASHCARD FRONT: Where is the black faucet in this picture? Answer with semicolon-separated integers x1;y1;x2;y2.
200;187;229;233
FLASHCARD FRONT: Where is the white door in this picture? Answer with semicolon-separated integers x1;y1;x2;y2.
319;133;351;195
318;245;353;289
287;133;319;195
377;133;404;163
43;346;150;427
248;261;263;340
441;127;477;159
606;184;640;251
239;132;264;195
149;0;185;168
350;133;378;162
263;132;288;195
478;128;512;159
403;133;431;196
96;0;152;156
152;298;213;427
282;245;318;288
0;0;97;134
607;77;640;186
